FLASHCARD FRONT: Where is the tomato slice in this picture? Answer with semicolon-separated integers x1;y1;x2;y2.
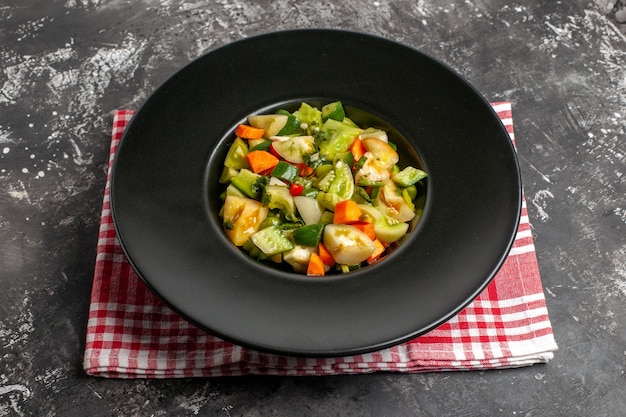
270;136;315;164
222;196;269;246
323;224;376;265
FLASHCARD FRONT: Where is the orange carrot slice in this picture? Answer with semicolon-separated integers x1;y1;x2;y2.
367;239;386;264
235;124;265;139
351;221;376;240
349;137;366;165
333;200;363;224
246;150;279;174
318;243;335;267
307;252;326;277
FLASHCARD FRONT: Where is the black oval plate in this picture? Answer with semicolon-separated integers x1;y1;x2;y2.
111;29;521;357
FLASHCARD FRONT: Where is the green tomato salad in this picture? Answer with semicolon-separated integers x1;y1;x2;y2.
218;101;427;276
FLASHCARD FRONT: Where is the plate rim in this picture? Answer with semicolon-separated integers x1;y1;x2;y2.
110;28;522;357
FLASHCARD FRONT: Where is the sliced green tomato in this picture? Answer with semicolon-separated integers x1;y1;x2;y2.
323;224;376;265
354;152;390;185
293;102;323;127
247;114;289;138
224;137;249;170
293;223;324;247
294;195;323;225
262;185;295;215
222;196;269;246
270;136;315;164
373;214;409;243
321;101;345;122
374;180;416;222
326;160;355;200
357;204;383;223
316;190;345;212
315;162;333;178
357;203;410;242
319;119;363;160
316;160;355;211
250;226;294;256
315;165;334;189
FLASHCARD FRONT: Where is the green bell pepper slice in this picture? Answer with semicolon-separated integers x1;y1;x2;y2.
250;226;294;256
270;161;299;183
293;223;324;247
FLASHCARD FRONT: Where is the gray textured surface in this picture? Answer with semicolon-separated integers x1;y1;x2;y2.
1;1;625;416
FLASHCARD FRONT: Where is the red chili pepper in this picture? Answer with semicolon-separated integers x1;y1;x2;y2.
289;183;304;196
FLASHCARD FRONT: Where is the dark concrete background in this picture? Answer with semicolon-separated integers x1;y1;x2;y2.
1;1;625;416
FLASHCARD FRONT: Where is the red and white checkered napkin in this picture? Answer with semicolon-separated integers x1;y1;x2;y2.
83;103;557;378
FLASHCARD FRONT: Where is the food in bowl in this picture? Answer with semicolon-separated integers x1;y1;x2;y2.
219;101;427;276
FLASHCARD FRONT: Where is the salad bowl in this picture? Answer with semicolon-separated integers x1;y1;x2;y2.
111;29;521;356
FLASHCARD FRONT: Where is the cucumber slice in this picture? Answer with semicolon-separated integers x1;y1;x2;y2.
373;215;409;243
250;226;294;256
231;168;262;199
